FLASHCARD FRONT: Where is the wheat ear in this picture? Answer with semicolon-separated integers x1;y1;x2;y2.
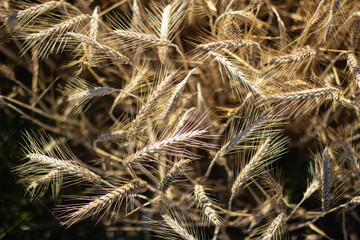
159;159;192;192
198;39;261;52
122;124;209;168
193;184;222;226
6;1;68;24
209;51;261;95
261;213;285;240
347;52;360;90
229;138;272;209
268;47;316;66
20;132;103;184
161;68;196;120
205;115;268;178
157;207;198;240
264;87;339;101
60;179;148;226
67;32;131;64
22;14;90;58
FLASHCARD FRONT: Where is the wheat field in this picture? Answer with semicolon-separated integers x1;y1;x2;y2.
1;0;360;239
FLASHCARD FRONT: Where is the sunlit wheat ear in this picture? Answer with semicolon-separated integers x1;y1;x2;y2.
85;6;101;63
58;179;148;227
192;184;222;226
297;0;328;45
122;113;214;169
158;159;192;193
108;10;175;51
229;135;288;210
5;1;71;30
195;39;261;60
67;32;131;64
260;213;285;240
261;86;340;118
347;52;360;90
19;169;62;201
267;46;317;66
126;67;178;140
147;0;187;63
196;36;262;53
152;207;199;240
15;131;108;200
19;14;90;59
209;51;261;96
63;77;118;116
